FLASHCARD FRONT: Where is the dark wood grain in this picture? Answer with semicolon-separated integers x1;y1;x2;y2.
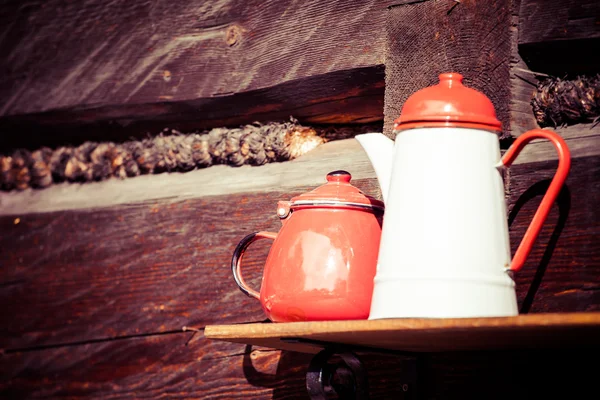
0;335;303;399
0;150;597;398
0;178;381;351
0;0;390;116
0;66;385;152
508;155;600;313
1;153;598;353
0;191;283;350
0;333;417;399
510;0;600;150
518;0;600;75
0;0;391;148
1;331;597;399
383;0;512;137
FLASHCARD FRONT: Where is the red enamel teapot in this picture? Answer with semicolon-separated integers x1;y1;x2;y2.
231;170;384;322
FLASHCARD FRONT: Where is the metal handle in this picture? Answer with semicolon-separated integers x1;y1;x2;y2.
500;129;571;272
231;231;277;299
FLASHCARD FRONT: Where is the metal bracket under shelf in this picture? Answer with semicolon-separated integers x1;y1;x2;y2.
282;338;419;400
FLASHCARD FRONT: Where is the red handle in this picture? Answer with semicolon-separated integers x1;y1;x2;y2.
231;231;277;299
501;129;571;272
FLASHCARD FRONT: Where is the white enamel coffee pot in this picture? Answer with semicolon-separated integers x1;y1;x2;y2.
355;72;571;319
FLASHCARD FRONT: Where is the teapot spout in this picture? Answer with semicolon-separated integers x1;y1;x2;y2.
354;133;395;204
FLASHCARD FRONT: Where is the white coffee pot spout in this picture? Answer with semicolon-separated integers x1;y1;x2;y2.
354;133;395;204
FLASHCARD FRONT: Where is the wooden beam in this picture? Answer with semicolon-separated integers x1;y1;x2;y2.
1;151;597;351
1;334;597;399
518;0;600;75
0;336;316;398
508;155;600;314
510;0;600;161
0;174;380;350
0;0;391;146
0;66;385;152
0;0;390;116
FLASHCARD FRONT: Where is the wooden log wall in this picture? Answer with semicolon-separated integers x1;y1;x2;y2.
1;140;598;399
0;0;391;151
1;0;599;398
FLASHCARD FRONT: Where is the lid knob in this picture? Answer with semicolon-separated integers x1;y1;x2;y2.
438;72;463;86
326;170;352;183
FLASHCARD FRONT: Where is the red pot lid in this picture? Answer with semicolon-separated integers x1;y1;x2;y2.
393;72;502;132
289;170;384;212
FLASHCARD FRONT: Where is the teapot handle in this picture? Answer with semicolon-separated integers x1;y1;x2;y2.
231;231;278;299
500;129;571;272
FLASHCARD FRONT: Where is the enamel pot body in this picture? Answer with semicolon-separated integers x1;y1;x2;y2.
232;171;384;322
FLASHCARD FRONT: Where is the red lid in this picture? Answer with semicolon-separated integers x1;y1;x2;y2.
290;170;384;211
393;73;502;132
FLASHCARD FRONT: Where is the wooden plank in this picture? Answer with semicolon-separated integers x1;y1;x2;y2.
1;156;597;352
518;0;600;75
0;177;380;351
0;189;276;349
383;0;512;137
0;67;385;152
0;0;391;145
205;312;600;353
1;333;597;399
0;0;390;115
508;155;600;314
519;0;600;44
509;0;600;161
1;148;597;352
509;130;600;164
0;149;597;398
0;335;311;399
0;331;421;399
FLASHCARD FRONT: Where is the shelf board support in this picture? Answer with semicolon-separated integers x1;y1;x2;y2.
287;338;419;399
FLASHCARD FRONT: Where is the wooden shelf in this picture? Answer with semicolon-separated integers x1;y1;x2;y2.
204;312;600;354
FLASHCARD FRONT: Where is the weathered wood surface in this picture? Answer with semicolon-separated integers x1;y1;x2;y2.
383;0;512;137
518;0;600;75
1;0;599;395
0;0;391;149
0;189;290;350
519;0;600;44
1;333;597;399
509;155;600;314
1;337;427;399
0;336;314;399
0;67;385;152
0;175;381;351
0;153;598;398
1;154;597;353
510;0;600;157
